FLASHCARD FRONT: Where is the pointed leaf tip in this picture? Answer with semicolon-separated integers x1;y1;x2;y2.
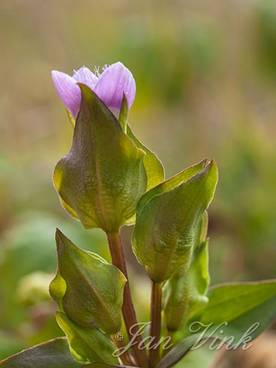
133;159;218;282
53;84;147;231
55;228;64;241
53;232;126;334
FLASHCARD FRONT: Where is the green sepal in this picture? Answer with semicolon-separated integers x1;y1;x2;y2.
126;126;164;191
187;240;210;315
187;280;276;346
54;85;147;232
132;160;218;282
118;94;128;133
50;229;126;335
164;239;210;332
66;109;75;127
119;95;165;192
56;312;118;365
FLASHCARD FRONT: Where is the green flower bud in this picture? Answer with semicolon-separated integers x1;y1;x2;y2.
132;160;218;283
53;85;147;232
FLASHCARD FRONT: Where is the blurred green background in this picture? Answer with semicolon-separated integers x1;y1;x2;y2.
0;0;276;364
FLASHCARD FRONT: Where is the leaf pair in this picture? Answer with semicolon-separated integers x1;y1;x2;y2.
54;85;164;233
3;276;276;368
132;160;218;282
5;277;276;368
50;230;126;364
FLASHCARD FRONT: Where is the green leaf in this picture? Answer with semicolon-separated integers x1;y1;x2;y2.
132;160;218;282
156;334;201;368
0;338;127;368
54;84;147;232
118;95;164;192
171;347;215;368
56;312;118;365
118;95;128;133
66;109;76;127
164;239;210;332
0;337;83;368
195;211;208;248
137;160;208;214
193;280;276;345
127;126;164;191
50;229;126;334
188;240;210;310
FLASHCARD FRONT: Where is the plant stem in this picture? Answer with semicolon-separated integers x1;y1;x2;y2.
149;282;162;368
107;231;148;368
111;335;134;366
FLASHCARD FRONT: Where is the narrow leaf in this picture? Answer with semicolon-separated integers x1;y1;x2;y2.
156;334;201;368
127;125;164;191
194;280;276;345
164;239;210;331
0;338;83;368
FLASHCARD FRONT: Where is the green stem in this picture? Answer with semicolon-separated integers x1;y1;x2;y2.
149;282;162;367
107;231;148;368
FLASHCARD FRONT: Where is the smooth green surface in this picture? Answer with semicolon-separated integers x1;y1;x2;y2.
173;347;215;368
164;239;210;331
133;160;218;282
54;85;147;232
56;313;118;364
157;334;201;368
136;160;207;214
127;125;164;191
50;229;126;334
118;95;128;133
0;338;83;368
196;280;276;344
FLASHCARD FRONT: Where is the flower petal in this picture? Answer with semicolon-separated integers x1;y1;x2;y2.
51;71;81;118
73;66;98;90
94;62;136;110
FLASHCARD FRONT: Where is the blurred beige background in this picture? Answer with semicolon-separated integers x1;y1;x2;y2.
0;0;276;363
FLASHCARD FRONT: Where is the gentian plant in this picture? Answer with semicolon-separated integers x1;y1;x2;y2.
1;62;276;368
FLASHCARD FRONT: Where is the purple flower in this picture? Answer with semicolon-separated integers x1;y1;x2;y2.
51;62;136;118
